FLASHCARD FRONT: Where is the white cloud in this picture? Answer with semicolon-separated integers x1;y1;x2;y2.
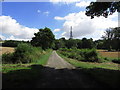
75;1;91;7
50;0;81;4
6;35;31;41
0;16;39;41
53;28;61;32
50;0;96;4
54;11;118;39
43;11;50;16
54;16;64;20
37;10;41;13
0;34;6;40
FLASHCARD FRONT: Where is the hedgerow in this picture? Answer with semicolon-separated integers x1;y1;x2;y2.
58;48;101;63
2;43;43;64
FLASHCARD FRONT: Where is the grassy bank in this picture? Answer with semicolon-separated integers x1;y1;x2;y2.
2;49;52;88
57;51;120;88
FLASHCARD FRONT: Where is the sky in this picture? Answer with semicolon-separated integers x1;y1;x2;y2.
0;0;118;41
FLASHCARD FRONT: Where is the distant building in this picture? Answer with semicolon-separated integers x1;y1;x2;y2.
69;26;73;39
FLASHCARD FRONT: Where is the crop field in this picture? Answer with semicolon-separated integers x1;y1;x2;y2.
97;50;119;58
0;47;15;55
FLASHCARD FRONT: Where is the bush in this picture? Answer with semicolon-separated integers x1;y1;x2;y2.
112;58;120;64
68;52;77;59
13;43;33;63
2;43;43;64
81;49;99;62
2;53;14;64
59;48;101;63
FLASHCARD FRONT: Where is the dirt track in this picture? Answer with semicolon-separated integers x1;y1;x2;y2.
36;51;105;88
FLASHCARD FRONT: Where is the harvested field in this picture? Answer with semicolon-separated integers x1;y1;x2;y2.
0;47;15;55
97;50;119;58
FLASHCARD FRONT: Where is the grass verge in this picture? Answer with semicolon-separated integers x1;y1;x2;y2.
57;51;120;88
36;50;52;65
2;50;52;88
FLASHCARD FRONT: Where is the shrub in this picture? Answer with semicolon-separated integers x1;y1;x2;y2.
13;43;34;63
112;58;120;64
60;51;70;57
2;43;43;64
82;49;99;62
2;53;13;64
59;48;101;63
75;55;83;61
68;52;77;59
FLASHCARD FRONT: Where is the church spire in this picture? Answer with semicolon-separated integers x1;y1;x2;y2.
70;26;73;39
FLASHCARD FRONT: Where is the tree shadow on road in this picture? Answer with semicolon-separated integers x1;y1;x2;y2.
2;64;120;88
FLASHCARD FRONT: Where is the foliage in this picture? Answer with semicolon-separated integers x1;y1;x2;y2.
94;27;120;51
31;27;55;50
2;43;43;64
53;38;66;50
81;38;95;49
2;40;28;47
54;38;95;50
65;39;78;49
102;27;120;51
86;2;120;19
112;58;120;64
58;48;101;62
94;40;105;49
2;53;14;64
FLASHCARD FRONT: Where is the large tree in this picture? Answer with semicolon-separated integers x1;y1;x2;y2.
65;39;78;49
82;38;94;49
31;27;55;49
102;27;120;51
86;2;120;19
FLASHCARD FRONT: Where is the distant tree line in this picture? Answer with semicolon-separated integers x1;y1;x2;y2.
2;27;120;51
53;27;120;51
2;40;29;47
53;38;95;50
95;27;120;51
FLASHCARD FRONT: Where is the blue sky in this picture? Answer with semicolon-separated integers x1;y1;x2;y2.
0;0;118;41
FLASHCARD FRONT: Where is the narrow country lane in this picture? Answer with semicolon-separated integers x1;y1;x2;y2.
36;51;104;88
46;51;75;69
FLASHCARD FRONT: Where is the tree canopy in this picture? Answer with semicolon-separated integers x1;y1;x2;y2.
102;27;120;51
86;2;120;19
31;27;55;49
